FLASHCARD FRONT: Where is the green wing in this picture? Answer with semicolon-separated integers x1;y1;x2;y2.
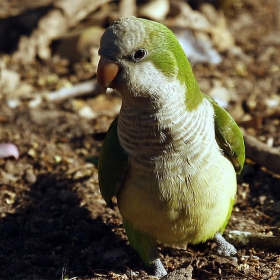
205;95;245;174
98;117;128;207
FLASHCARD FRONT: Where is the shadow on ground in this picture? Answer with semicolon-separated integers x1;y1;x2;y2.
0;171;126;280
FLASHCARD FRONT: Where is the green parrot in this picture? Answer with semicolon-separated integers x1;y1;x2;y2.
97;17;245;277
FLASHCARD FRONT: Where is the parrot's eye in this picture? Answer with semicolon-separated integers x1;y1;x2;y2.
132;49;148;61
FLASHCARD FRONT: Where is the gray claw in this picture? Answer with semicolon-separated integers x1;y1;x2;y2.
153;258;167;277
214;233;237;257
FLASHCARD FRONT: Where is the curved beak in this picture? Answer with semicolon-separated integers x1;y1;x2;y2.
97;56;120;92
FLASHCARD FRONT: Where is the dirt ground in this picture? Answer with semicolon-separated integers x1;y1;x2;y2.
0;0;280;279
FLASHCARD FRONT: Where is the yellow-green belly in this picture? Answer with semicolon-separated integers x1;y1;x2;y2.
117;154;236;245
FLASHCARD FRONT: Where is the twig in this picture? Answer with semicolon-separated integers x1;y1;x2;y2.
243;132;280;175
225;230;280;251
28;79;103;107
44;79;102;101
252;208;274;221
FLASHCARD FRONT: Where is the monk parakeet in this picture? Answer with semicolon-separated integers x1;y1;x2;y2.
97;17;245;277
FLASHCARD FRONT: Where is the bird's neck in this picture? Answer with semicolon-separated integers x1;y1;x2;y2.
117;97;217;165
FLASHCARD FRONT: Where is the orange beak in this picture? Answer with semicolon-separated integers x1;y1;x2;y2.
97;56;120;92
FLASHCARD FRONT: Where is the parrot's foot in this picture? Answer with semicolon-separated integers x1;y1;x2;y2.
152;258;167;277
214;233;237;257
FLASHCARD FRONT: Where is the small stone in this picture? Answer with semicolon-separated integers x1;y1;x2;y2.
54;155;62;164
78;106;97;119
27;148;37;158
139;0;169;21
209;85;231;109
25;170;37;184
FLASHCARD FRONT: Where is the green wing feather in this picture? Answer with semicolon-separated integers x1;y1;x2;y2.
205;95;245;174
98;117;128;207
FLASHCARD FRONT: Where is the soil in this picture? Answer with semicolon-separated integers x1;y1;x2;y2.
0;0;280;279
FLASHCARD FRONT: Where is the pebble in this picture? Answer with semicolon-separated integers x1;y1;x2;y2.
25;170;37;184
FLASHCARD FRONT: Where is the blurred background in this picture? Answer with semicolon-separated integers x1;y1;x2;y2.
0;0;280;279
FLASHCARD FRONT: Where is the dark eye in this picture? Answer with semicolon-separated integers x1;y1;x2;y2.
132;49;148;61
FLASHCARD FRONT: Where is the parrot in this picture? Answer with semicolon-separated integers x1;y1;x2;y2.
97;17;245;277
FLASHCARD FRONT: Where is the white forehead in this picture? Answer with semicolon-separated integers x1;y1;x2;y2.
101;17;147;56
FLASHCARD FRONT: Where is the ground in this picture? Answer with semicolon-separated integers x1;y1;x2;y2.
0;0;280;279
